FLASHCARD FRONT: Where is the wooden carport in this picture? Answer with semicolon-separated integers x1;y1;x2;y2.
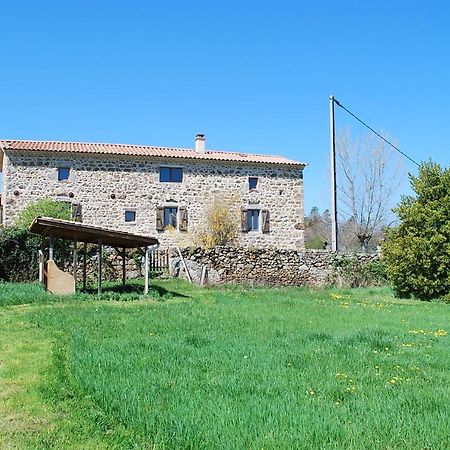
29;217;159;295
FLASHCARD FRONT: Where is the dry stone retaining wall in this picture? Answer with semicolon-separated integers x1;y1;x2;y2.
171;246;380;286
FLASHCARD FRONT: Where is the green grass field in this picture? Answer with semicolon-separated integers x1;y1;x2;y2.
1;280;449;449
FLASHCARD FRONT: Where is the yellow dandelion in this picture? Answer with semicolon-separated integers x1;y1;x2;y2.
409;329;427;335
434;329;447;337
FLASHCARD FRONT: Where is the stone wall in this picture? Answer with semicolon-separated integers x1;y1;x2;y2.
2;151;304;250
171;246;380;286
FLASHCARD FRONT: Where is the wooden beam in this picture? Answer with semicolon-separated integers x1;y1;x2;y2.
73;240;78;290
98;240;102;295
38;250;44;283
144;246;150;295
82;242;87;291
200;266;207;286
49;234;54;260
122;248;126;287
177;246;192;283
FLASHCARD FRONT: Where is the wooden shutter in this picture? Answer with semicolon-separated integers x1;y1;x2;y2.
156;207;164;231
179;207;188;232
262;209;270;233
71;203;82;222
241;209;248;232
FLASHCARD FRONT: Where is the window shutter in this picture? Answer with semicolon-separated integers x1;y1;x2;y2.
241;209;248;232
179;207;188;232
262;209;270;233
71;203;82;222
156;207;164;231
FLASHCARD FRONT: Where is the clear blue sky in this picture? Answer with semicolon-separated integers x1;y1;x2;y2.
1;0;449;213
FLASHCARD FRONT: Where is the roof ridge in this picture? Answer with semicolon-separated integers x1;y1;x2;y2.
1;138;193;152
0;139;306;166
2;139;287;159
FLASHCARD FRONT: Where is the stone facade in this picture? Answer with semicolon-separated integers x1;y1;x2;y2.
1;148;305;249
172;246;380;286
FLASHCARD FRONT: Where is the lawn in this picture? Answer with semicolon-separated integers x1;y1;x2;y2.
1;280;449;449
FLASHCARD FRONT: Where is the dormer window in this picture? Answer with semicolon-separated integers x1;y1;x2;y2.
160;167;183;183
249;177;258;190
58;167;70;181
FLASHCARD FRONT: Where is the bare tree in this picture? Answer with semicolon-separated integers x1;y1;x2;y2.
336;130;403;252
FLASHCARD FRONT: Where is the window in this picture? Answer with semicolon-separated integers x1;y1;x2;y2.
160;167;183;183
249;177;258;190
164;207;178;228
58;167;70;181
125;210;136;222
247;209;260;231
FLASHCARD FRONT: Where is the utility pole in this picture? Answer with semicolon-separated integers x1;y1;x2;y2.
329;95;338;252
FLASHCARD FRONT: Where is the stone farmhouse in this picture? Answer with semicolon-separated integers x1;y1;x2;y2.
0;135;306;249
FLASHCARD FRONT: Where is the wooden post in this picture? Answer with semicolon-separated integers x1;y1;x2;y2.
82;242;87;291
97;240;102;295
38;250;44;283
330;95;338;252
200;266;207;286
49;235;54;260
122;248;126;287
177;246;192;283
144;246;150;295
73;240;78;290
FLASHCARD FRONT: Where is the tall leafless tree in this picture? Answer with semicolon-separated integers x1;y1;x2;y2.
336;130;403;252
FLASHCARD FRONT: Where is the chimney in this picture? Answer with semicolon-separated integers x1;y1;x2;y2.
195;133;205;154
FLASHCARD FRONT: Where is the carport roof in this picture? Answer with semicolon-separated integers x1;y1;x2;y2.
29;217;159;248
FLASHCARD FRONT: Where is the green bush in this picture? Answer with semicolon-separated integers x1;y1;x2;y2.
330;255;388;288
0;199;74;281
0;227;42;281
15;198;72;229
382;161;450;299
305;235;327;249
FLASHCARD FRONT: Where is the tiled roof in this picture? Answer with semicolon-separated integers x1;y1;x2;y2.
0;139;305;167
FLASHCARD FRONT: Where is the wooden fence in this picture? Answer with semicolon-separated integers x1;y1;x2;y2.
149;249;170;273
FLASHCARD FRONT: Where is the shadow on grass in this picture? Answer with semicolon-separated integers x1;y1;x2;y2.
79;280;190;301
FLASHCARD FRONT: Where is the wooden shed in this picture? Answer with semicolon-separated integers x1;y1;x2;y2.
30;217;159;295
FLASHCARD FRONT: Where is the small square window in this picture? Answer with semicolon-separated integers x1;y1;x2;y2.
125;210;136;222
247;209;260;231
160;167;170;182
249;177;258;190
160;167;183;183
164;207;178;228
58;167;70;181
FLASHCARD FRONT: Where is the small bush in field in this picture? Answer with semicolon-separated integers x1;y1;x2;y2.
330;255;388;288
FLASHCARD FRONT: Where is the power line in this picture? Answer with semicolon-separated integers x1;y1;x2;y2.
333;98;420;167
